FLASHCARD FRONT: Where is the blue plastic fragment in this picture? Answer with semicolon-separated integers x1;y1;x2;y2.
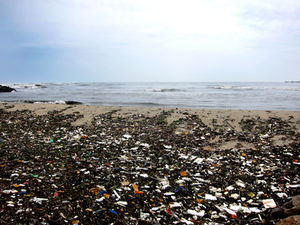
175;186;186;192
109;209;118;215
99;190;107;195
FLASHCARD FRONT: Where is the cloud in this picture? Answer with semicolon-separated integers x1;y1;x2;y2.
0;0;300;82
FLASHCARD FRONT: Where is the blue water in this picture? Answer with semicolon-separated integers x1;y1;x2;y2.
1;82;300;110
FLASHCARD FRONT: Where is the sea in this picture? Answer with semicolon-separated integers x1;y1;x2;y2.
1;82;300;111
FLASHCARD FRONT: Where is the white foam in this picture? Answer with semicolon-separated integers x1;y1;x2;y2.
6;83;47;89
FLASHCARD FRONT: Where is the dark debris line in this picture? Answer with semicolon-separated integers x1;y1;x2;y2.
0;108;299;224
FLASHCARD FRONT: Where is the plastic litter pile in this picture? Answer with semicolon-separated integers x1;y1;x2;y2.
0;108;299;224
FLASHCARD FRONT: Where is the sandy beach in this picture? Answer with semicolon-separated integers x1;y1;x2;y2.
1;102;299;148
1;102;299;128
0;102;299;224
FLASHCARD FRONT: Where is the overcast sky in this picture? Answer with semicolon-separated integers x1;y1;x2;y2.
0;0;300;82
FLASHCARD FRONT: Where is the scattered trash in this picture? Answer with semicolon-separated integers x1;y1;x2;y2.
109;209;118;215
205;194;218;201
187;209;205;217
262;199;277;208
0;108;299;224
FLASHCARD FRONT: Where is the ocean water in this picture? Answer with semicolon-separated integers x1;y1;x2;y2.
1;82;300;110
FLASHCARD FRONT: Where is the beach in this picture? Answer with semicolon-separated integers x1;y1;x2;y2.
0;102;299;224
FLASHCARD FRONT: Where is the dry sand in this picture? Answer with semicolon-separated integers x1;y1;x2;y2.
1;102;299;129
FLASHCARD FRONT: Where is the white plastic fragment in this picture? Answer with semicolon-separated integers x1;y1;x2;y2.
194;157;204;164
226;185;235;191
187;209;205;217
230;193;240;199
140;174;149;178
262;199;277;208
205;194;217;200
216;192;223;197
10;173;19;177
116;201;128;207
151;206;161;211
113;190;120;200
176;179;185;184
158;178;170;189
140;212;150;220
229;204;242;211
140;143;150;148
221;207;237;216
31;197;49;204
250;208;261;213
276;193;288;198
289;184;300;188
2;190;16;194
16;209;24;214
123;134;132;139
257;191;264;197
164;192;175;196
169;202;182;208
260;134;269;139
96;197;105;202
236;180;246;188
180;218;194;224
271;185;279;192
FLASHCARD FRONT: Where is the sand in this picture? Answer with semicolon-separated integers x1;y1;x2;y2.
1;102;299;129
1;102;299;150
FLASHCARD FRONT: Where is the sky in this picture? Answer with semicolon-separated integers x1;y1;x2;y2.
0;0;300;83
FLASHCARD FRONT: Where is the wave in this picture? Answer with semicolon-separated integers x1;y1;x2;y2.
134;102;164;107
7;83;47;89
212;85;256;90
145;88;184;92
272;87;300;91
22;100;82;105
212;85;300;91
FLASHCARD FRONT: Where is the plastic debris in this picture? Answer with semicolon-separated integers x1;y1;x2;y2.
262;199;277;208
109;209;118;215
0;107;299;224
31;197;49;205
205;194;217;201
89;187;101;195
187;209;205;217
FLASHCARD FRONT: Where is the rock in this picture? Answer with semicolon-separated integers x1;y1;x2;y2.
276;215;300;225
292;196;300;207
0;85;16;92
65;101;83;105
283;195;300;217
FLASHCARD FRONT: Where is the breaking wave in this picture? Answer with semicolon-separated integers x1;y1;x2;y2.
212;85;256;90
212;85;300;91
23;100;82;105
7;83;47;89
145;88;184;92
